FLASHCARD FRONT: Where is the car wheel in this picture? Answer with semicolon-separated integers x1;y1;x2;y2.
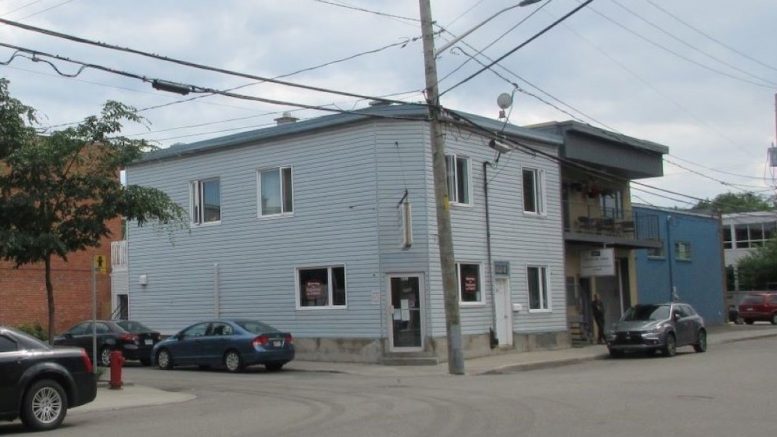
745;319;754;325
265;362;284;372
156;349;173;370
771;314;777;325
693;330;707;353
20;379;67;431
99;346;112;367
663;333;677;357
608;348;623;358
224;350;243;373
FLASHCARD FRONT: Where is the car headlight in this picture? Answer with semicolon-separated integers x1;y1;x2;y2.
641;331;660;339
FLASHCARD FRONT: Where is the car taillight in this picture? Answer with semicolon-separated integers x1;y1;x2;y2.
284;334;293;344
120;333;139;344
252;335;269;348
80;349;94;373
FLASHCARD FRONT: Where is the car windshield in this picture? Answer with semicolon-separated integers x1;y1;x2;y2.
622;305;670;321
116;321;152;332
6;327;51;350
236;320;279;334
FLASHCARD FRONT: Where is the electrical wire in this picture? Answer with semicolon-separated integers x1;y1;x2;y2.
439;0;595;97
0;0;44;17
582;1;775;89
13;0;75;20
609;0;777;88
0;17;411;106
645;0;777;74
0;42;427;123
311;0;419;23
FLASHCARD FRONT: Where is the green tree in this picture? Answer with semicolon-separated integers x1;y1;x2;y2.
693;192;775;214
0;79;186;341
737;238;777;291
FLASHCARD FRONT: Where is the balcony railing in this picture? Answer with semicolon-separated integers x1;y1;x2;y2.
111;240;128;268
563;201;659;241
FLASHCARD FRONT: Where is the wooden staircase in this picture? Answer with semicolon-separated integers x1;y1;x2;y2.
568;319;592;348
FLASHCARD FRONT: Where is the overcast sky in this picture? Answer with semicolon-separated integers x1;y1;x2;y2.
1;0;776;208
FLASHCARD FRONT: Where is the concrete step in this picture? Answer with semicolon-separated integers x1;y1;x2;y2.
380;352;439;366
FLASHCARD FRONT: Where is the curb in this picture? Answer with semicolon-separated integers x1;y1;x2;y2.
716;332;777;345
479;354;608;375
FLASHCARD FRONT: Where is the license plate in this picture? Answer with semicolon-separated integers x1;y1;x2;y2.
272;340;282;347
144;339;153;345
745;307;753;311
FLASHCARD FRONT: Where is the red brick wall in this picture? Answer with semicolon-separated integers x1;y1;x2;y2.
0;217;121;334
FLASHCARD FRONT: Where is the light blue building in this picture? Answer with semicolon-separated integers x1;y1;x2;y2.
125;104;570;363
633;205;726;325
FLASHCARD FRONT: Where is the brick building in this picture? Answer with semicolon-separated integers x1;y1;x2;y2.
0;218;120;334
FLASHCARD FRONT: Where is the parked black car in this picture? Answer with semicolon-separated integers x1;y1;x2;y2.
605;302;707;357
53;320;161;366
0;326;97;431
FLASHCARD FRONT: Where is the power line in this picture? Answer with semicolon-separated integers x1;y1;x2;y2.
13;0;75;20
645;0;777;74
609;0;777;88
0;0;44;17
36;35;423;131
444;106;709;204
311;0;419;23
0;17;411;106
439;0;595;97
0;42;426;123
583;1;775;89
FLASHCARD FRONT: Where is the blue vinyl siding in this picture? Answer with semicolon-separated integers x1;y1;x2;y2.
634;207;725;324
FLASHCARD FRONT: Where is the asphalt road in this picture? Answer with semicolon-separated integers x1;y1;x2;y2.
3;336;776;436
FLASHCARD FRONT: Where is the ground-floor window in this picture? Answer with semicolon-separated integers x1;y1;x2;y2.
297;266;346;308
528;266;550;311
457;263;483;304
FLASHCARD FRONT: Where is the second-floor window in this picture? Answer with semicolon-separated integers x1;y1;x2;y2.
191;178;220;224
259;166;293;216
600;191;623;219
522;168;544;214
446;154;471;205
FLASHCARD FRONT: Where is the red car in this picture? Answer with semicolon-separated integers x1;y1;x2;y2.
738;292;777;325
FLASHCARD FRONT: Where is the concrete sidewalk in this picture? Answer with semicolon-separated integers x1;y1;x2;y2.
73;324;776;413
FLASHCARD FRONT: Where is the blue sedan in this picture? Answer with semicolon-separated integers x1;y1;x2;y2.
151;320;294;372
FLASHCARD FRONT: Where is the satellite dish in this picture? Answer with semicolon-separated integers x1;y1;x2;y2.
497;93;513;110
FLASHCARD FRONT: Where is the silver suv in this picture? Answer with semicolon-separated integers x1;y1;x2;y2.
605;303;706;358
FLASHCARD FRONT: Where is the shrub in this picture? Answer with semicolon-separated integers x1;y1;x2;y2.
16;323;48;341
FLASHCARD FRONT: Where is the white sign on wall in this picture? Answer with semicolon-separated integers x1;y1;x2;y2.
580;248;615;277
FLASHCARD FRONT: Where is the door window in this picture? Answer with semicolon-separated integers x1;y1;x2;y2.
69;322;90;335
182;323;209;338
209;323;233;336
0;335;17;353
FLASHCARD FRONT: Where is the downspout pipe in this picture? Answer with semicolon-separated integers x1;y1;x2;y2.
483;161;498;348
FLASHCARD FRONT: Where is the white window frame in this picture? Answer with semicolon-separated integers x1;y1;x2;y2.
190;178;221;225
257;166;294;218
527;265;551;313
295;265;347;310
456;262;485;306
446;154;472;206
522;167;545;215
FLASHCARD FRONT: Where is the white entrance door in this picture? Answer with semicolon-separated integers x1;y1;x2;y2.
494;277;513;347
388;274;424;351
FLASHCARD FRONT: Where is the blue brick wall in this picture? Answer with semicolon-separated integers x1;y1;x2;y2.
634;206;726;325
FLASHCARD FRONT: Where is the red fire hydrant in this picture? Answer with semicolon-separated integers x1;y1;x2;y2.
109;350;125;390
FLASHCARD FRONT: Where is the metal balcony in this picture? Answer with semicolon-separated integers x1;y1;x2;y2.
563;201;661;248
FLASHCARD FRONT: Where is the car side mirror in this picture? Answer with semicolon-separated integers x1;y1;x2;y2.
672;313;679;321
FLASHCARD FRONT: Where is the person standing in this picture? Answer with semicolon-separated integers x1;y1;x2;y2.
592;294;605;344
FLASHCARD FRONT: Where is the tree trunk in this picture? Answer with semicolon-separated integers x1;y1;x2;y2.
44;254;56;344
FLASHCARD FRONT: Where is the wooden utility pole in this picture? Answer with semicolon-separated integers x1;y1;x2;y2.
418;0;465;375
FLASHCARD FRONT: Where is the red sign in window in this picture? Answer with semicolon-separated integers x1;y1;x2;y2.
306;280;324;299
464;275;477;293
